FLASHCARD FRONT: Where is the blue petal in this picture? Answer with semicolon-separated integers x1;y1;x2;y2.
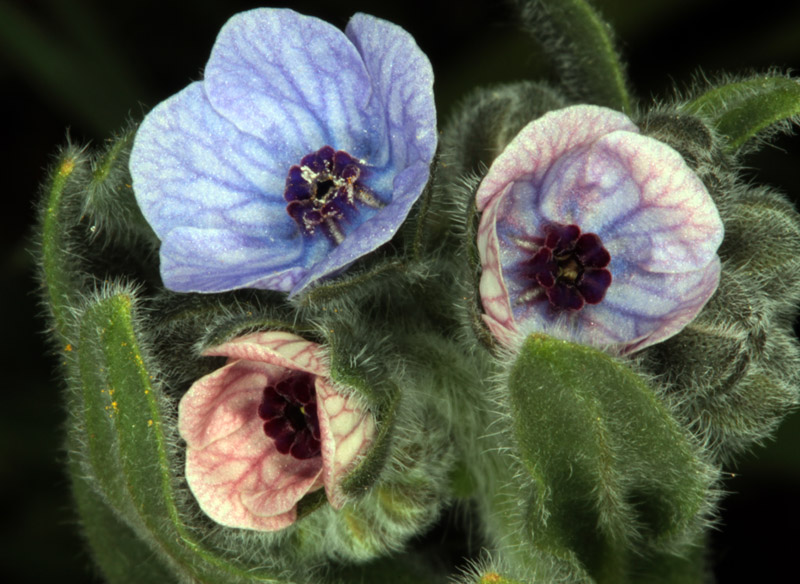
292;13;437;294
159;227;306;292
345;13;437;171
131;83;290;236
204;8;380;163
130;82;307;292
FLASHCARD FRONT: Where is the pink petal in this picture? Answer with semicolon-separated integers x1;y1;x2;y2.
476;183;519;345
203;331;329;377
475;105;638;212
184;417;322;530
179;359;282;450
315;377;376;509
179;358;324;530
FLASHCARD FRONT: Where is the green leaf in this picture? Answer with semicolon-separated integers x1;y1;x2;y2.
74;289;295;583
69;445;178;584
519;0;632;114
507;335;714;582
39;148;89;343
683;75;800;151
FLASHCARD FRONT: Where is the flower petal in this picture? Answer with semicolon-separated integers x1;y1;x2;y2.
179;358;324;530
476;105;723;353
202;331;329;377
184;414;322;531
596;132;723;272
179;359;276;451
539;131;723;273
131;82;287;239
475;105;638;212
290;15;437;294
477;183;519;345
159;227;307;293
345;13;437;171
205;8;379;162
316;377;376;509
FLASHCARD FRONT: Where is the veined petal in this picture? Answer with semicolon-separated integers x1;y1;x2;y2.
205;8;380;162
132;9;436;296
596;132;724;272
477;184;518;343
179;331;375;531
345;13;437;171
179;357;324;531
185;415;323;531
316;377;376;509
130;83;286;238
476;105;638;212
179;360;276;450
159;227;308;293
476;104;723;353
202;331;329;377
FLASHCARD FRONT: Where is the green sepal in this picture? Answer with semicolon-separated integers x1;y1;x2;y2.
683;74;800;151
83;124;158;247
507;335;715;582
518;0;632;114
72;287;295;584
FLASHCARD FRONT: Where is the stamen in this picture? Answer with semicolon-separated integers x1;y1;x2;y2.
284;146;383;244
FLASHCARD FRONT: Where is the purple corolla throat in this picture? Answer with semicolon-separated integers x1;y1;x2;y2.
284;146;382;244
519;222;612;311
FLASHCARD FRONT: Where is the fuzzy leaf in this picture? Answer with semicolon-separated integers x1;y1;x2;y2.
69;449;178;584
507;334;714;581
39;149;89;342
517;0;631;114
75;290;294;583
683;75;800;151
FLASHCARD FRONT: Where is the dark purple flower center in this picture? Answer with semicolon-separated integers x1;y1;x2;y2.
519;222;612;311
284;145;382;244
258;372;321;460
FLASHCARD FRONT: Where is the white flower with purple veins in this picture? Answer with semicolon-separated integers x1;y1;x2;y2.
129;8;436;295
477;105;724;353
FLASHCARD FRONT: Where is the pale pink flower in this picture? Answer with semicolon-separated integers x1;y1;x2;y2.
178;331;376;531
476;104;724;353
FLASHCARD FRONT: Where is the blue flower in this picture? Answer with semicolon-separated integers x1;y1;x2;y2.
129;9;436;295
476;105;724;353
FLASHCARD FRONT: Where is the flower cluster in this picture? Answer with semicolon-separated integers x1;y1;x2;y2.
127;10;731;533
38;1;800;582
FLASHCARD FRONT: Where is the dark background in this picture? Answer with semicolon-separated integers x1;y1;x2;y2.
2;0;799;581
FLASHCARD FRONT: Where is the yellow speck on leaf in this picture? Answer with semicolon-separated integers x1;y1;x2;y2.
481;573;502;584
148;420;153;427
64;344;72;352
